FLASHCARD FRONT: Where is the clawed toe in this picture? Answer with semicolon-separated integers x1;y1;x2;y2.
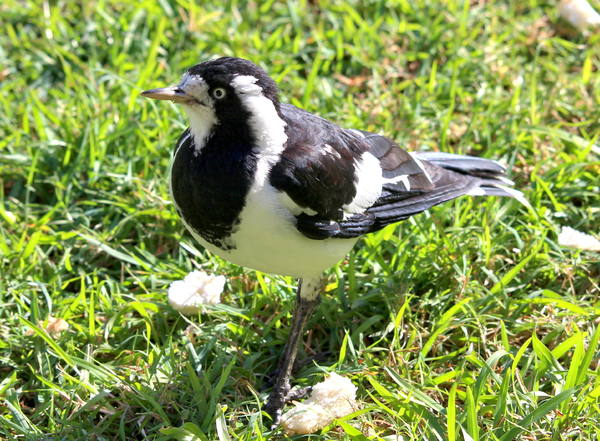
285;385;312;401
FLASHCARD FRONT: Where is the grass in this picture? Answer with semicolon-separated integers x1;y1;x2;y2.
1;0;599;439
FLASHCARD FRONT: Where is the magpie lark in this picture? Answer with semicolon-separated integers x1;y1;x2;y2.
142;57;523;425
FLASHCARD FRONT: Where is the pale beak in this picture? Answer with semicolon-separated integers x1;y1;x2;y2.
141;86;190;103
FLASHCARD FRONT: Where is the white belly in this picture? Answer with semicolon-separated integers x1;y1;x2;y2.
185;184;356;278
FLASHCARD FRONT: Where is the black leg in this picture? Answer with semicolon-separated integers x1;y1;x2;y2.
265;276;320;427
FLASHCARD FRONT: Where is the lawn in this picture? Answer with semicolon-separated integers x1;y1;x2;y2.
1;0;599;439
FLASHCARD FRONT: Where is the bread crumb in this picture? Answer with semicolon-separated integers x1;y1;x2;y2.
167;270;225;314
281;373;358;435
559;0;600;30
558;226;600;251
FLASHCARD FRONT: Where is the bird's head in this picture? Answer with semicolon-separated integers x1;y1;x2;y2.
142;57;280;129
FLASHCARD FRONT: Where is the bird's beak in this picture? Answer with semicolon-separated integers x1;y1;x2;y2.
141;86;190;103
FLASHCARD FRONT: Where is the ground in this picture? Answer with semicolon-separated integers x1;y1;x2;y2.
0;1;599;440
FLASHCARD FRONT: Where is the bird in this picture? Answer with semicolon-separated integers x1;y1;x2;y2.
141;56;524;425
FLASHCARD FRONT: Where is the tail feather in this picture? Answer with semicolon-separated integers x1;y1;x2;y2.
415;151;506;176
477;183;530;208
416;151;529;207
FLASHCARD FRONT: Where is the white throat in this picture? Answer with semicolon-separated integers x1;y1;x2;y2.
180;73;218;155
183;105;218;156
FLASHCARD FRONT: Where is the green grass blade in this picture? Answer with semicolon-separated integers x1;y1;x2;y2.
499;389;578;441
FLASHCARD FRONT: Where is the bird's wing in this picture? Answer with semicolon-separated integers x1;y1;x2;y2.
354;131;516;230
270;105;377;239
272;105;517;240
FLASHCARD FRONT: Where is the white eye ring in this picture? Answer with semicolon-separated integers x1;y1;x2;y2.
212;88;226;99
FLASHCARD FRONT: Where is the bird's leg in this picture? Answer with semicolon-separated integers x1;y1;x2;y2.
265;276;321;426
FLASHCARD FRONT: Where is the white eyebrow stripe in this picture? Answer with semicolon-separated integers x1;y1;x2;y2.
231;75;262;95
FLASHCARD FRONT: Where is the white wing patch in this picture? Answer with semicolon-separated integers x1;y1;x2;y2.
408;152;434;187
343;152;382;216
383;174;411;191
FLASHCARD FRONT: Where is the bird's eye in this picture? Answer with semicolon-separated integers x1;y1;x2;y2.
212;88;226;99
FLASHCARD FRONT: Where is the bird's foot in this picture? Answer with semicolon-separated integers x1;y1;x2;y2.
265;384;314;428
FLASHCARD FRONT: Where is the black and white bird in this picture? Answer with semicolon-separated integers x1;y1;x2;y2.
142;57;523;424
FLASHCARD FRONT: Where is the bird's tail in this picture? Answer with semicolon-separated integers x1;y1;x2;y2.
414;151;529;206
